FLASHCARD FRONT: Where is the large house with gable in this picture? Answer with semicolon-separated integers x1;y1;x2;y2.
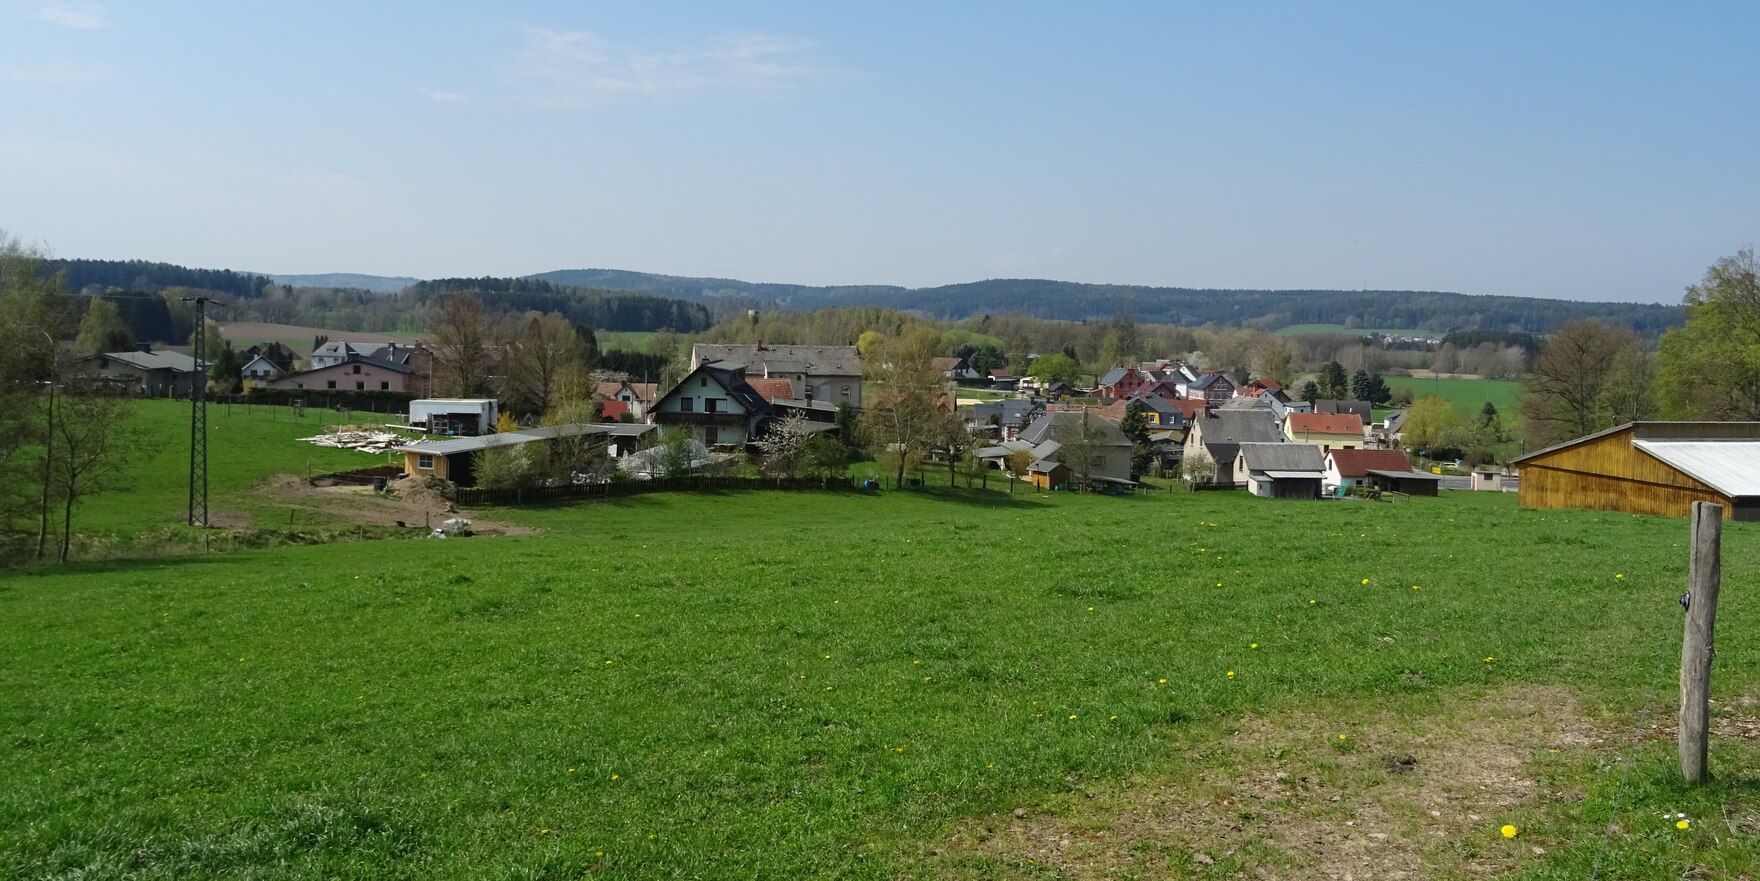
690;343;862;409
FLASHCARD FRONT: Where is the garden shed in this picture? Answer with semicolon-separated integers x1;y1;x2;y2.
1512;422;1760;521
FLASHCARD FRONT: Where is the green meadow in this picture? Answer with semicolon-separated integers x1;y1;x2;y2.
5;480;1760;878
1387;374;1523;424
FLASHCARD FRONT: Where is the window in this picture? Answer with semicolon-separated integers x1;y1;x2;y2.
700;376;708;387
354;381;363;390
679;397;694;412
326;380;336;389
296;382;305;389
704;398;720;413
380;381;390;390
842;385;852;399
417;454;434;470
352;364;361;374
704;427;718;445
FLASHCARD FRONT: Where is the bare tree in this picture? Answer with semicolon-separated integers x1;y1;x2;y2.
1520;320;1645;448
429;294;495;397
504;311;586;416
50;395;135;562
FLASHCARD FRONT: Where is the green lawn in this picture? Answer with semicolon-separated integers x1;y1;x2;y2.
62;399;396;547
597;331;659;353
4;488;1759;879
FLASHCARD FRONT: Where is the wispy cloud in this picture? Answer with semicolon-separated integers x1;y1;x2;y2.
417;87;470;104
15;1;108;28
5;59;108;84
507;27;828;107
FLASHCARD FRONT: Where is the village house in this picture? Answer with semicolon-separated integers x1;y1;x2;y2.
1313;399;1374;423
1513;421;1760;521
1012;410;1135;490
309;340;420;369
62;346;199;397
1323;448;1416;496
268;354;412;393
596;380;659;418
969;398;1046;441
1096;366;1148;400
690;342;862;408
1181;372;1237;408
1233;443;1327;499
1223;392;1287;426
648;362;838;450
930;355;982;382
239;354;286;383
408;398;499;436
1284;412;1366;453
1182;409;1283;481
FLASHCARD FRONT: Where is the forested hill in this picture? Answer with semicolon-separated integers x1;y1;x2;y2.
530;268;1682;336
407;277;713;333
54;259;273;300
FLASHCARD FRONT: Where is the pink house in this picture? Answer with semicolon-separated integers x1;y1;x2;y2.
268;355;412;392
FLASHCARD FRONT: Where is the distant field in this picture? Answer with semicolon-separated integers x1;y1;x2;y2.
218;322;426;356
1276;324;1424;336
597;331;657;352
1386;375;1521;421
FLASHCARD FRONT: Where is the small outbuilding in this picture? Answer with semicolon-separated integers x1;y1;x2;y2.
1512;421;1760;521
1234;443;1326;499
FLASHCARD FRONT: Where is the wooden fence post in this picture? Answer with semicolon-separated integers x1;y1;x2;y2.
1680;500;1723;783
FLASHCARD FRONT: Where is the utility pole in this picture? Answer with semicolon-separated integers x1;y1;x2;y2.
184;296;213;527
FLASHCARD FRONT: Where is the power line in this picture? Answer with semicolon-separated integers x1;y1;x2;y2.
181;295;218;527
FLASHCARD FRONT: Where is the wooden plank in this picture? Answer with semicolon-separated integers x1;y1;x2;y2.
1680;500;1724;783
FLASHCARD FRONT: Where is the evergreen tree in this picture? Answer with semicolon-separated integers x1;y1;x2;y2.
1318;361;1348;399
1351;368;1371;401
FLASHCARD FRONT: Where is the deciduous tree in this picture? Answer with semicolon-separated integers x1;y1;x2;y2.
1656;249;1760;420
74;297;130;355
858;329;944;488
430;293;495;397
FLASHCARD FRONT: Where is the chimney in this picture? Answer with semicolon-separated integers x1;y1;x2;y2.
756;339;763;350
136;342;153;353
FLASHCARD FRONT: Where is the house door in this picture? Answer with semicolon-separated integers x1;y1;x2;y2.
704;426;719;446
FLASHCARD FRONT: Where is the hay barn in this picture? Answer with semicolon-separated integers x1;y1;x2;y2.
1512;422;1760;521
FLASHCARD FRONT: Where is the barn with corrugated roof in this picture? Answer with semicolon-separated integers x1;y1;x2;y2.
1512;422;1760;521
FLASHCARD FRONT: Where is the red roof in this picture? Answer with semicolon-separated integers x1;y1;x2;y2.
745;378;796;402
1328;448;1411;477
1287;412;1365;436
598;400;630;421
989;368;1012;378
1168;399;1207;419
930;357;962;371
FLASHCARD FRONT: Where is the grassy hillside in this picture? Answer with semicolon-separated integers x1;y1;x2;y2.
4;488;1758;879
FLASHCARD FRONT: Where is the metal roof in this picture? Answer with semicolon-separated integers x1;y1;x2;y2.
1264;470;1323;479
393;422;632;456
1365;469;1444;481
1238;442;1326;473
1633;439;1760;497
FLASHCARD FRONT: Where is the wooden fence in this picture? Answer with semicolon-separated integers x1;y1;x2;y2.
1186;480;1242;492
456;476;862;507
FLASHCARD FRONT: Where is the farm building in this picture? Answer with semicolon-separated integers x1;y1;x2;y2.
1512;422;1760;521
392;422;653;487
409;398;499;436
1233;443;1326;499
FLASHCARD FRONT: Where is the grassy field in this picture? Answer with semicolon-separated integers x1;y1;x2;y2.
55;399;398;553
1387;375;1522;420
596;330;659;353
4;485;1759;879
217;323;426;357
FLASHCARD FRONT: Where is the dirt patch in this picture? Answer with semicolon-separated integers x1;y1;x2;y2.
252;474;536;537
940;685;1603;880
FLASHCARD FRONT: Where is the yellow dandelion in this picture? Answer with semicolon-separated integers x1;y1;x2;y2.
1216;582;1223;587
1337;734;1348;741
1158;678;1167;684
1615;573;1625;579
1484;656;1496;663
1226;670;1235;679
913;659;921;665
1500;824;1517;839
893;746;905;753
1361;578;1370;585
1110;715;1118;720
1087;606;1094;611
1309;599;1318;605
611;774;619;780
567;768;575;773
648;834;656;840
1676;818;1690;830
540;828;549;834
1068;714;1078;720
595;850;604;857
1250;643;1259;649
1412;585;1421;590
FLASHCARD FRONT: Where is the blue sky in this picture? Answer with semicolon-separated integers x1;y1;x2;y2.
3;1;1756;303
